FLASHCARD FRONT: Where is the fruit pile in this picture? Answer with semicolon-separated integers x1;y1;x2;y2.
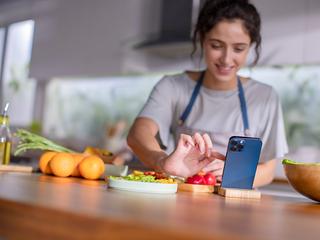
39;151;105;180
14;129;110;180
185;172;216;185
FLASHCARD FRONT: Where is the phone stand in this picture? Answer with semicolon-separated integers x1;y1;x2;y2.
178;183;214;193
216;187;261;199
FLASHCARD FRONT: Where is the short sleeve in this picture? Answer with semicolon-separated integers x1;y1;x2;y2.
259;90;289;162
138;76;176;149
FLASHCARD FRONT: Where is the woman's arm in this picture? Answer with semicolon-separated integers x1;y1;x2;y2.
253;159;276;187
127;117;225;177
127;117;168;171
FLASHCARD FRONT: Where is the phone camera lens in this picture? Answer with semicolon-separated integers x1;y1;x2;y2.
229;139;245;151
237;144;244;151
230;139;237;146
230;145;237;151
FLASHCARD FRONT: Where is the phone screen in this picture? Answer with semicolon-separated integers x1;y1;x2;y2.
221;136;262;189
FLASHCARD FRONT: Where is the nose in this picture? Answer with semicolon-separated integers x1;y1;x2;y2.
220;48;233;65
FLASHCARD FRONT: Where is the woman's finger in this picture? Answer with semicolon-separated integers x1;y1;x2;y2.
202;160;224;172
193;132;205;154
211;168;224;177
203;133;213;158
179;134;195;148
197;157;214;169
210;150;226;160
210;161;224;177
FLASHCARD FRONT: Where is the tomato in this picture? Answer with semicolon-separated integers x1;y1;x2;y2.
203;173;216;185
143;171;167;179
154;172;166;179
144;171;156;176
185;172;216;185
186;174;205;184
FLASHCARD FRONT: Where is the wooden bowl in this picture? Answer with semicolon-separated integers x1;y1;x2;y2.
283;161;320;202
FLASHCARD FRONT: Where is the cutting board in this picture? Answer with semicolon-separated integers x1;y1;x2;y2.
0;164;33;173
178;183;214;193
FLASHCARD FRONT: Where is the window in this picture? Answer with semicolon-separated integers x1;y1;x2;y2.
43;75;161;149
1;20;36;126
43;66;320;178
0;28;5;74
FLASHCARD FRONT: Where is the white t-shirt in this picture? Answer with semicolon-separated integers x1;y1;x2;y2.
139;72;288;162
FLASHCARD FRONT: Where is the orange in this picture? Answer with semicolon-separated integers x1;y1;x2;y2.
49;152;75;177
39;151;57;174
78;155;105;180
71;153;86;177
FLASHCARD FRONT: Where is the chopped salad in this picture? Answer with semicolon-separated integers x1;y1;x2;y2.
109;170;177;184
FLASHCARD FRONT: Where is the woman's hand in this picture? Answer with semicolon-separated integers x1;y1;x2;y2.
202;160;225;183
162;132;225;178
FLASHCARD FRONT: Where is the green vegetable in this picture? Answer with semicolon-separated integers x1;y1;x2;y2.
109;175;167;183
122;174;156;182
282;159;320;165
14;129;75;156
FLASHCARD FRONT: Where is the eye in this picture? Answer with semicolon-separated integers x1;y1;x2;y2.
234;47;245;53
210;44;222;49
234;45;247;53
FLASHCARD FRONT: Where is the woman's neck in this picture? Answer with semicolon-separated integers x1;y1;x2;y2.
186;70;246;91
203;70;238;91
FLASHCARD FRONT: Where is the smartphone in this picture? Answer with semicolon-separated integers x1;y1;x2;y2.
221;136;262;189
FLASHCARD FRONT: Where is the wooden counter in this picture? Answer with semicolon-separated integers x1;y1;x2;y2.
0;172;319;240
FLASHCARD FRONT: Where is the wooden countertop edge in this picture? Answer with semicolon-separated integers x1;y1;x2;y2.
0;197;238;240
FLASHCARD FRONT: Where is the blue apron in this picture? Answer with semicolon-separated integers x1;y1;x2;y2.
174;71;251;154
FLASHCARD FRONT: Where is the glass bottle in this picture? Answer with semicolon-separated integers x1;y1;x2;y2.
0;103;12;165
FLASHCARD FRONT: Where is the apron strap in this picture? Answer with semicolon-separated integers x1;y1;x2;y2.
179;71;250;135
237;76;250;134
178;71;205;125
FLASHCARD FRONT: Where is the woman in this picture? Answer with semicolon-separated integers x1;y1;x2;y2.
127;0;288;187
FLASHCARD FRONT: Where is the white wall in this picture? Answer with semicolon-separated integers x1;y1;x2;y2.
253;0;320;65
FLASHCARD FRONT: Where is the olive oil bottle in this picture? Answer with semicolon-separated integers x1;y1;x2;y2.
0;103;12;165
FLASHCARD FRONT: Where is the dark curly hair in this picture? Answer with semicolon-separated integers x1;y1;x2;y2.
192;0;261;65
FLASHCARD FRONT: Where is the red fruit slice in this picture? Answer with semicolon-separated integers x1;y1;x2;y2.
203;173;216;185
186;174;205;184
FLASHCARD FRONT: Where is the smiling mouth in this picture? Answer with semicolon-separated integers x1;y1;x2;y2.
215;64;234;74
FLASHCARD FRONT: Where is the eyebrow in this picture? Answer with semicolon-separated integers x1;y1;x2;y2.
208;39;249;46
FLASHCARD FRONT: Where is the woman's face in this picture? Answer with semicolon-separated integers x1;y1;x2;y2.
203;19;251;83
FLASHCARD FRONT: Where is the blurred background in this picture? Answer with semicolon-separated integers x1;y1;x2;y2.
1;0;320;178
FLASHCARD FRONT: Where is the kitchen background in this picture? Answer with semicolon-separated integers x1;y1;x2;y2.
1;0;320;178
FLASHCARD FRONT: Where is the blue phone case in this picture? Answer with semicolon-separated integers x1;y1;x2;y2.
221;136;262;189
